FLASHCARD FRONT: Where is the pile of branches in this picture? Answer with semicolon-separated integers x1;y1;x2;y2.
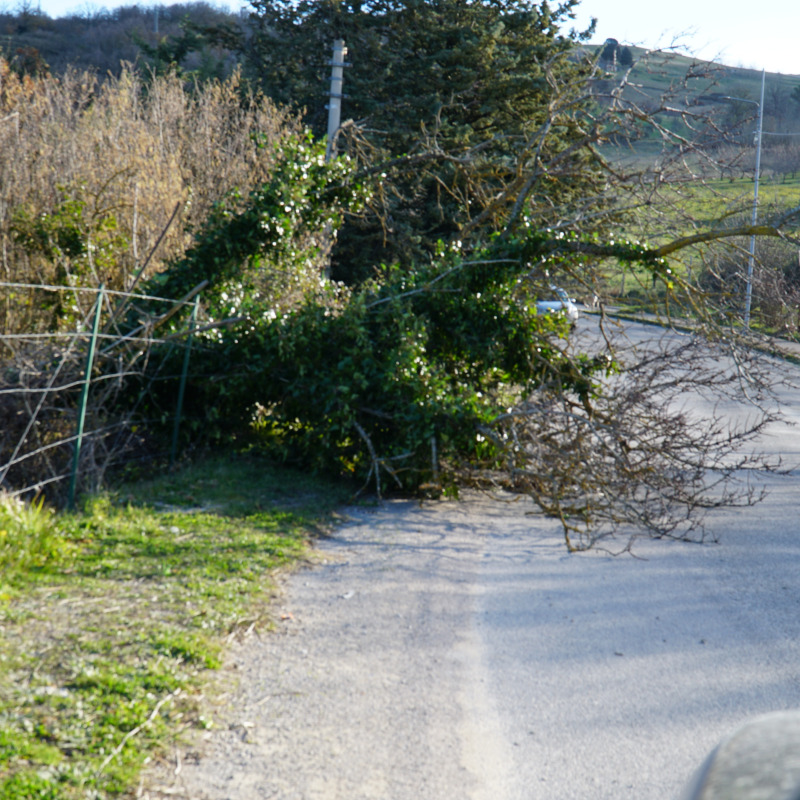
474;329;786;552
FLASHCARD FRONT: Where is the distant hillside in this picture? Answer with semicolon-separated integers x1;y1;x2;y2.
3;7;800;183
587;45;800;100
0;2;242;77
586;42;800;178
589;42;800;123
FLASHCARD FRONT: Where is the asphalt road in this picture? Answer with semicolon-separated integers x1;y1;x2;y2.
145;320;800;800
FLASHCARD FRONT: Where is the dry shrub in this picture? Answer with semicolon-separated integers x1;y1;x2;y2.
0;61;307;500
698;232;800;333
0;58;300;331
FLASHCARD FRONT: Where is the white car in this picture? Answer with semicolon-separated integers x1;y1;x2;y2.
535;287;579;326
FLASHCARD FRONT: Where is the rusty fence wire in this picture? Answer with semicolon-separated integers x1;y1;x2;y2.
0;280;207;505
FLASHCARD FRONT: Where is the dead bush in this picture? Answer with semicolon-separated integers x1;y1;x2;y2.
0;59;300;332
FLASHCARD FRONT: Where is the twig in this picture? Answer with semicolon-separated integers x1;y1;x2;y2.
100;280;209;355
0;280;190;304
353;420;381;498
106;201;183;331
0;333;79;486
94;691;177;778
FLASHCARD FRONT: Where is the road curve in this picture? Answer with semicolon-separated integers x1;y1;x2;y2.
143;326;800;800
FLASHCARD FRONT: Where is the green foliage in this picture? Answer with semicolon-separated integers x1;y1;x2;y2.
253;257;549;486
10;186;128;326
121;131;365;458
235;0;601;282
132;16;232;83
162;230;634;493
144;132;363;313
128;114;681;493
133;20;205;76
0;493;77;580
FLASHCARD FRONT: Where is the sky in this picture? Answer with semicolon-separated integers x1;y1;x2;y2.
570;0;800;75
13;0;800;77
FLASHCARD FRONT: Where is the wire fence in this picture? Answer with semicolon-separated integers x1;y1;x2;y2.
0;279;227;507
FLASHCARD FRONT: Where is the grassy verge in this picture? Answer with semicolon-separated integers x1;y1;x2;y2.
0;456;351;800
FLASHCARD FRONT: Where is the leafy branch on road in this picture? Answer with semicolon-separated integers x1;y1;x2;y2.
5;0;800;558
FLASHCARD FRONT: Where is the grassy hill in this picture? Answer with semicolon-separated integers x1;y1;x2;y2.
589;44;800;163
590;43;800;101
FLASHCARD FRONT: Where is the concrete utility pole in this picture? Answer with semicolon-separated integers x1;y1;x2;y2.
325;39;348;161
721;69;765;328
744;69;766;328
321;40;349;279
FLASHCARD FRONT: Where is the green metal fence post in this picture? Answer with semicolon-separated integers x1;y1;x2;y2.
170;298;198;469
68;285;104;510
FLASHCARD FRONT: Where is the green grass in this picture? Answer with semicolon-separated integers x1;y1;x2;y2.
0;455;351;799
591;171;800;324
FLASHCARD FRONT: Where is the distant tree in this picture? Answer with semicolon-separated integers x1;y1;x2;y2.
765;80;792;129
600;37;618;66
618;45;633;67
771;141;800;181
133;20;209;79
12;0;51;34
